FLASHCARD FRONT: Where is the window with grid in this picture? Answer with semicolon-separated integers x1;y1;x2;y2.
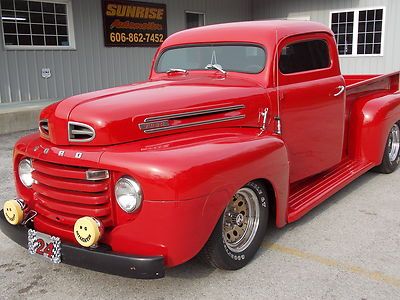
330;8;384;56
1;0;74;49
357;9;383;55
331;11;354;55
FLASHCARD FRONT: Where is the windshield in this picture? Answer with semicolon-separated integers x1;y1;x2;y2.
156;44;266;74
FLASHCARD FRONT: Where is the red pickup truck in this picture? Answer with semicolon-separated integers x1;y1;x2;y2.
1;21;400;279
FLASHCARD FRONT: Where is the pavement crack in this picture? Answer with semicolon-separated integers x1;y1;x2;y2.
263;242;400;289
18;274;43;295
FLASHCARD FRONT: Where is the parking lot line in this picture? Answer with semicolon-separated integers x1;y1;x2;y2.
263;242;400;288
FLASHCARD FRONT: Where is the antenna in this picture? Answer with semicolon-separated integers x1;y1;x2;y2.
275;27;282;135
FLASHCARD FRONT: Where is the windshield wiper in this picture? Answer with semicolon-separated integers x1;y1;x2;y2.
166;68;188;74
205;64;227;74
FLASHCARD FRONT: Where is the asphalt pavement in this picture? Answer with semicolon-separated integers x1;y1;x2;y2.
0;130;399;299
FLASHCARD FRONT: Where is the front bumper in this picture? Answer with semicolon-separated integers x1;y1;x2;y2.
0;210;165;279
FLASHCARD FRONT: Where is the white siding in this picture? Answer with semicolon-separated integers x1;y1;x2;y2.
252;0;400;75
0;0;251;103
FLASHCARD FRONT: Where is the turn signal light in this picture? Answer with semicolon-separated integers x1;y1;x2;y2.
86;170;109;181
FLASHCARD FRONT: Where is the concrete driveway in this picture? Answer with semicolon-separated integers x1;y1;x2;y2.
0;131;399;299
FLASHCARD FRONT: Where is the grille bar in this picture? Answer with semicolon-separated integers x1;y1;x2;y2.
33;160;87;180
35;204;113;227
32;171;108;193
35;194;111;218
33;183;109;205
34;215;76;242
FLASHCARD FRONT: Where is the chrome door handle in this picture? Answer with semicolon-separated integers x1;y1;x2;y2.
334;85;345;97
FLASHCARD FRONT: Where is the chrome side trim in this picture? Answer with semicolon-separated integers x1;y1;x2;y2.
144;105;245;123
139;120;170;130
68;121;96;142
143;115;246;133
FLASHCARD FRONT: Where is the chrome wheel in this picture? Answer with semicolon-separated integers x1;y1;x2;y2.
222;187;260;253
388;124;400;162
200;181;268;270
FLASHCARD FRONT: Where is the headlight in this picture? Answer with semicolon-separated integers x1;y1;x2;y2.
18;158;34;188
114;176;142;213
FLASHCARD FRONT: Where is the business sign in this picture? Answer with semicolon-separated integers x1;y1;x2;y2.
102;0;167;47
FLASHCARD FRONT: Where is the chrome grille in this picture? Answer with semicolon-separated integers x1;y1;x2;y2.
31;159;113;241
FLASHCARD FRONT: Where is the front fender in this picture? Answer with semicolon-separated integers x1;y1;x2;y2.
349;92;400;164
100;127;289;223
99;128;289;265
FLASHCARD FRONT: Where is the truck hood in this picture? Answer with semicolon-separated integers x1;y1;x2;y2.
40;75;266;146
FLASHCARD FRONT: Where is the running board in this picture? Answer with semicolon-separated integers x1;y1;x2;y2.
288;159;374;223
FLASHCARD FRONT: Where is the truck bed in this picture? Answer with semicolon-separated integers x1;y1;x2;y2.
344;71;399;92
344;74;380;86
344;71;400;121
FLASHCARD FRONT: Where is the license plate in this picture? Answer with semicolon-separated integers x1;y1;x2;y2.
28;229;61;264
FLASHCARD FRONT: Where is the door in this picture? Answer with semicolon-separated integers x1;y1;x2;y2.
277;34;346;183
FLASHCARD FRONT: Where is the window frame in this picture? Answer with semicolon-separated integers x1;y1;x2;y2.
329;6;386;57
1;0;76;50
184;10;205;29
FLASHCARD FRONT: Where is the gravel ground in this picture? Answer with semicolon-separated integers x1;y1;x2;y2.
0;130;399;300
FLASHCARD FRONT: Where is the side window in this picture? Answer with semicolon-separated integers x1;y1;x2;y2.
279;40;330;74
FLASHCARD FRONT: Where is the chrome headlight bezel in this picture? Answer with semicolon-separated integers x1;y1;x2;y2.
18;158;34;188
114;176;143;213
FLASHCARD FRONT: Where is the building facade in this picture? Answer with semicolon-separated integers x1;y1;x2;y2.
0;0;251;104
0;0;399;105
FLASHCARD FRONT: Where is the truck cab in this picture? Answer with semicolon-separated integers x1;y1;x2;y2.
1;21;400;279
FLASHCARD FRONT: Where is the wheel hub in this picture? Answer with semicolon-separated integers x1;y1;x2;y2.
222;187;260;253
235;213;244;226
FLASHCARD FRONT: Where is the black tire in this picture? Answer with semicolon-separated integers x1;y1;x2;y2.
199;180;269;270
374;122;400;174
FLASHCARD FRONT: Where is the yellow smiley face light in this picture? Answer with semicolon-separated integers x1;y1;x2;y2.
3;200;24;225
73;217;103;247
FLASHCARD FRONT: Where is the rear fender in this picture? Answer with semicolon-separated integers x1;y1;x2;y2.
349;92;400;163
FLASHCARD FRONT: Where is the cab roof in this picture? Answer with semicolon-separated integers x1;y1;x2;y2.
161;20;333;49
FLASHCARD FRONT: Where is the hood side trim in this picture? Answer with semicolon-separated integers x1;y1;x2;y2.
142;115;245;134
143;105;245;122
